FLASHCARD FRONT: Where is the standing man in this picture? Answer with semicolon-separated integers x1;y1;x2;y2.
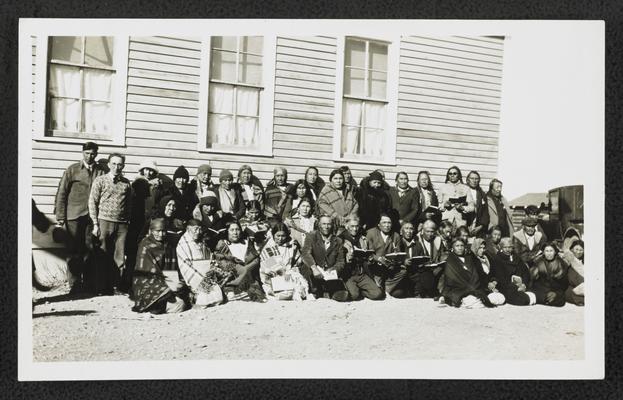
388;171;420;230
483;178;514;237
54;141;105;293
464;171;488;237
89;153;133;294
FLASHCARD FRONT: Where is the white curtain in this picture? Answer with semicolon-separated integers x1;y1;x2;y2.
209;84;259;146
84;69;112;100
48;65;81;132
341;99;362;156
83;101;111;134
363;102;386;157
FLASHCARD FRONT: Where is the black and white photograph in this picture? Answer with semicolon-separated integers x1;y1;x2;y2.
17;19;604;380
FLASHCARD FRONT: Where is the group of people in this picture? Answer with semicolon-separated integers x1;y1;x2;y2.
50;141;586;314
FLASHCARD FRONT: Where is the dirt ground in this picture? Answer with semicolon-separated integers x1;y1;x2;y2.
31;284;584;362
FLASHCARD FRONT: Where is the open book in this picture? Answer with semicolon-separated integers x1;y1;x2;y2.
319;268;339;281
270;275;295;292
207;227;226;235
449;196;467;206
423;205;440;214
408;255;431;264
353;247;375;258
245;227;268;242
511;275;523;285
385;252;407;263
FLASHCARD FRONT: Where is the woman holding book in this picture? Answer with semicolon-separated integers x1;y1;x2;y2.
238;200;271;251
529;242;569;307
214;221;266;302
259;223;310;301
284;197;317;248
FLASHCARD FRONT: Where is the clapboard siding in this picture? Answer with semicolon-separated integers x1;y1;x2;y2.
31;35;505;218
396;35;504;188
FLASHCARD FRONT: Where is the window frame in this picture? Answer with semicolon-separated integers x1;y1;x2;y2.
333;35;400;166
197;35;276;157
33;35;129;146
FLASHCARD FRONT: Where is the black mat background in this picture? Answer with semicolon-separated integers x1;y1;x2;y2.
0;0;620;398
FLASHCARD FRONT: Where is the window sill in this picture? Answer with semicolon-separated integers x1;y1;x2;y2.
33;135;126;147
334;155;396;167
198;145;273;158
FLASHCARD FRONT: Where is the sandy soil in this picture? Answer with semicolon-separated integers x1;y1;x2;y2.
31;285;584;362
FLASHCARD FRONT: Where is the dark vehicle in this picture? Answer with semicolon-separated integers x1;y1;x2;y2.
545;185;583;240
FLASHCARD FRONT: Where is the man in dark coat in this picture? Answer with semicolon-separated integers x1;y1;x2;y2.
513;217;547;266
388;171;420;231
411;220;446;298
301;215;349;301
482;179;514;237
490;238;536;306
339;216;384;301
357;170;392;231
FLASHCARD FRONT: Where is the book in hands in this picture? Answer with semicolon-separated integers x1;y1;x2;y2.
408;255;431;265
423;205;440;214
245;227;268;242
320;268;339;281
270;275;295;292
448;196;467;205
353;247;375;258
207;227;226;235
385;252;408;263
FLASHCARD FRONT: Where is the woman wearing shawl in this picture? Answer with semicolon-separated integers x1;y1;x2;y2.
304;166;325;201
176;219;237;308
238;200;271;251
214;221;267;302
132;218;188;314
529;242;569;307
284;197;317;248
440;238;497;308
283;179;314;219
561;239;584;305
316;169;359;233
259;222;310;300
141;195;185;271
237;164;265;208
264;167;295;222
484;225;503;258
193;196;229;250
471;238;505;304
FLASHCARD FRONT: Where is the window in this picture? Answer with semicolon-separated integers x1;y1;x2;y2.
198;36;275;155
334;36;398;164
33;35;128;145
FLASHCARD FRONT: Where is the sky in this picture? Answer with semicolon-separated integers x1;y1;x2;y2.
496;22;604;201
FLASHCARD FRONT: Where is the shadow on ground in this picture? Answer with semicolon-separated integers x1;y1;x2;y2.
33;310;97;318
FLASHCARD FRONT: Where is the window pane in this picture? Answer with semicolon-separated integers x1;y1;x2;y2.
363;128;384;157
238;54;262;85
341;125;361;156
345;39;365;68
83;101;112;134
368;42;388;71
364;101;387;129
236;87;260;117
48;65;81;98
85;36;114;67
342;98;362;126
50;36;82;63
211;36;238;51
208;114;234;146
368;70;387;99
236;117;259;146
49;98;80;132
210;49;237;82
344;67;365;97
240;36;263;54
84;69;113;100
209;84;235;114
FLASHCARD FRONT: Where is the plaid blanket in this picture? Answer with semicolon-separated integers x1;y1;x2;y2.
132;235;173;313
316;185;358;223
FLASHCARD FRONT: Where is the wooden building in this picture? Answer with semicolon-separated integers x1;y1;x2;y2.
30;34;505;217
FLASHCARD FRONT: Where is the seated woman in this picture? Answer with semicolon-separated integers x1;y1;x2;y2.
471;238;505;305
132;218;189;314
284;197;317;248
283;179;314;219
304;166;325;202
484;225;503;258
530;242;569;307
142;195;186;271
316;169;359;234
561;239;584;306
214;169;246;220
259;223;310;301
238;200;271;251
440;238;497;308
237;164;265;208
454;225;472;251
264;167;294;222
193;196;230;250
490;238;537;306
177;219;238;308
214;221;266;302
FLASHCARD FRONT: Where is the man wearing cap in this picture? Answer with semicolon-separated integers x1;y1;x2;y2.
54;141;106;292
215;169;245;220
166;165;196;221
513;217;547;265
525;204;549;242
89;153;133;294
